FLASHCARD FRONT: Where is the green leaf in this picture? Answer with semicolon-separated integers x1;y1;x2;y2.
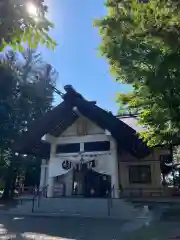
0;1;56;51
95;0;180;146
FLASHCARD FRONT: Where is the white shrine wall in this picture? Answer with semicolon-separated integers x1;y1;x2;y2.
41;117;119;198
60;116;105;137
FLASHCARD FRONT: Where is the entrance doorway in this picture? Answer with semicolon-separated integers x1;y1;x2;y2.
72;170;85;196
84;170;111;197
72;166;111;198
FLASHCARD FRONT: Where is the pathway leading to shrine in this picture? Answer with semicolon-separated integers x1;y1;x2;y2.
0;214;177;240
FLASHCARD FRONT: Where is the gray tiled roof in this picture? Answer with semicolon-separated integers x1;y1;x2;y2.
117;116;146;132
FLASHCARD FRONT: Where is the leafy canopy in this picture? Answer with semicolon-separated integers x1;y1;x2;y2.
0;49;57;149
0;48;57;199
0;0;56;51
95;0;180;146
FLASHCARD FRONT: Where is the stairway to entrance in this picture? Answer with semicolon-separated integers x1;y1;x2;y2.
7;197;142;220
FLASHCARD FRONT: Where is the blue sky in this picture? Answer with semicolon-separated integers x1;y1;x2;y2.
39;0;131;114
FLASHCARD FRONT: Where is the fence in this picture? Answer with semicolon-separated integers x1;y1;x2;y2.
121;187;180;198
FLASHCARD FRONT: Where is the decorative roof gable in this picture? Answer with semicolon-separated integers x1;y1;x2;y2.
13;85;150;158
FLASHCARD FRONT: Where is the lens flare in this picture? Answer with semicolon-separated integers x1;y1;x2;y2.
26;3;38;16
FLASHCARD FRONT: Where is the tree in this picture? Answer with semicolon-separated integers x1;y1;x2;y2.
94;0;180;147
0;48;57;200
0;0;56;51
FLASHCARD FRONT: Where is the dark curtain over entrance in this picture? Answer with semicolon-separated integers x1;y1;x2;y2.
84;170;111;198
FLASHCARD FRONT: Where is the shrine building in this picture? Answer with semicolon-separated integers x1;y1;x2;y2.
13;85;167;198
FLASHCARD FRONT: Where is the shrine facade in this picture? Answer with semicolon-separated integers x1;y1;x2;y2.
14;85;167;198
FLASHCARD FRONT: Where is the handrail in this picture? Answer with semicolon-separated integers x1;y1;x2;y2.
32;185;48;212
107;185;115;216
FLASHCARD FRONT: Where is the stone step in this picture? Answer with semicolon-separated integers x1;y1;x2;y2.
8;198;142;220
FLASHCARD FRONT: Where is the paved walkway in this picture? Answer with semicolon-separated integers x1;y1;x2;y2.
0;214;177;240
0;202;179;239
0;215;126;240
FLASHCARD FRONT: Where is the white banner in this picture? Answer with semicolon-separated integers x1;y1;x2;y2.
49;152;111;178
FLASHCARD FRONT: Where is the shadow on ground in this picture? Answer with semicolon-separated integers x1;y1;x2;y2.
0;214;177;240
0;215;127;240
0;200;17;211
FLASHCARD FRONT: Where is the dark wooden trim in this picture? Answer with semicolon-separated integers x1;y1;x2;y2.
123;187;163;190
120;159;159;163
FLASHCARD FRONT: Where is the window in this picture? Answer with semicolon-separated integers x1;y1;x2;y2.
56;143;80;153
129;165;151;184
84;141;110;152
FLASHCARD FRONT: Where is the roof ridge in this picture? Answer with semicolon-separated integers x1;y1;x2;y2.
63;85;84;101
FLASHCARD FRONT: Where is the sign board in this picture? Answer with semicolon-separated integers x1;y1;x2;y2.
53;183;65;197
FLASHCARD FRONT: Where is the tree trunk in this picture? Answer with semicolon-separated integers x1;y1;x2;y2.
10;171;17;198
1;162;13;200
170;144;175;186
1;153;18;201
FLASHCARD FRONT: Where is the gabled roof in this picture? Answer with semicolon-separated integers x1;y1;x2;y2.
117;115;146;133
13;85;150;158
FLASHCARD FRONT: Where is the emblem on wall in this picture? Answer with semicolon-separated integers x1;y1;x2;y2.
61;159;96;171
87;160;96;168
74;160;96;171
62;160;72;170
